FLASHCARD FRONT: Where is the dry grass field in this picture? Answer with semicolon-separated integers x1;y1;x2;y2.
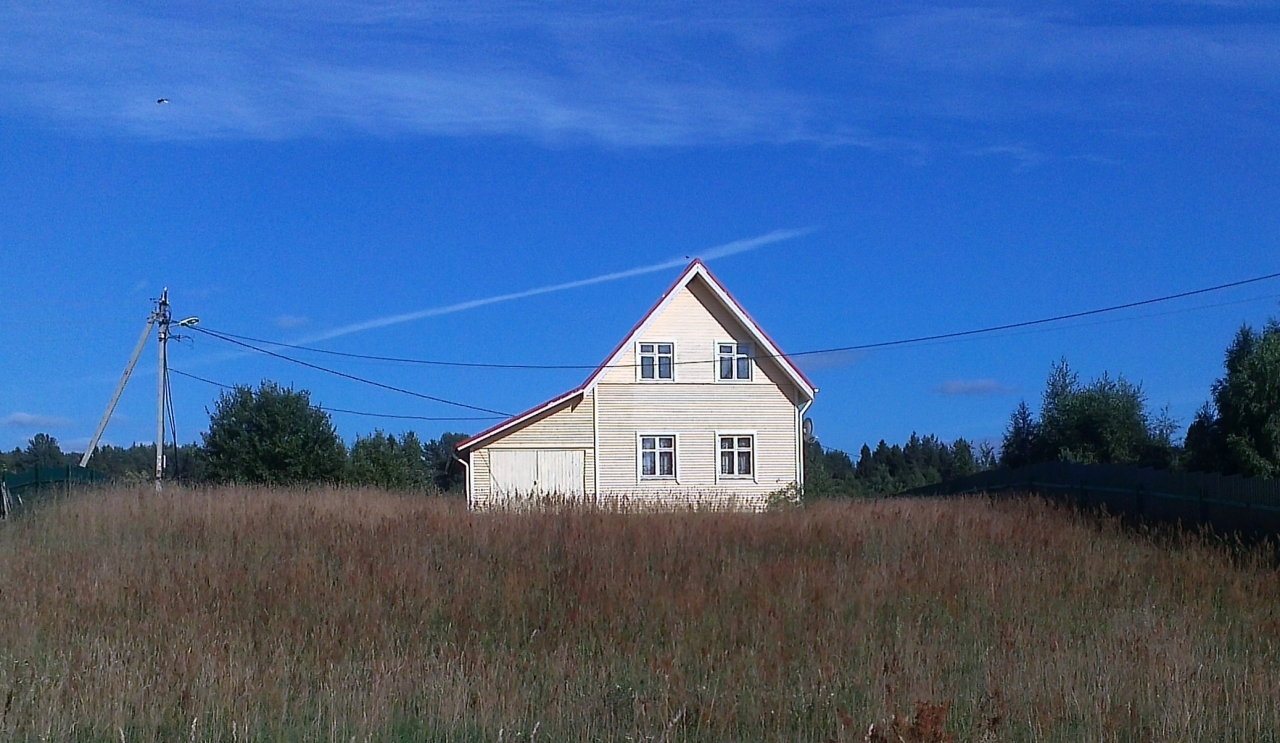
0;487;1277;742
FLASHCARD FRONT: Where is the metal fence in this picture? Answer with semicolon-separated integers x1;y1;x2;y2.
904;462;1280;536
1;466;110;519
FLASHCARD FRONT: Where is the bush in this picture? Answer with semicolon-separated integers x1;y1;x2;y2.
201;381;347;485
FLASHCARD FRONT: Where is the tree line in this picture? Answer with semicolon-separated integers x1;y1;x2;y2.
5;321;1275;496
804;319;1279;497
0;381;469;493
1000;320;1278;478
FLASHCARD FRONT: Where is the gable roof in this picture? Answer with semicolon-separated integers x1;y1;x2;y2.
456;259;816;452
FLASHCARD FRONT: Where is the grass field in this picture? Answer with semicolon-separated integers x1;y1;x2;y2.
0;487;1277;742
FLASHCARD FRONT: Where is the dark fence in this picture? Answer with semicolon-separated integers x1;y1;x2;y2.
904;462;1280;536
1;466;110;519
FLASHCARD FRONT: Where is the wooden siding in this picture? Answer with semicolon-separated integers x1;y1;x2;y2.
490;391;594;448
598;278;800;396
470;448;491;505
595;382;798;502
469;391;596;509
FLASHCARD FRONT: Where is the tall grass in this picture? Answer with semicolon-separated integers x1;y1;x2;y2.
0;487;1277;741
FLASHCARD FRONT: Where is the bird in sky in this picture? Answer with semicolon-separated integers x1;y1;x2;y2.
156;98;169;104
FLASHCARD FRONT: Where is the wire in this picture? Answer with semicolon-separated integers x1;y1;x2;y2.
787;271;1280;359
165;364;178;450
170;368;506;422
196;268;1280;369
187;326;512;416
198;327;598;369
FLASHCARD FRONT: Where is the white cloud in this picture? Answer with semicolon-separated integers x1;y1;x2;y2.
935;379;1018;397
0;1;857;146
2;412;72;429
6;3;1273;156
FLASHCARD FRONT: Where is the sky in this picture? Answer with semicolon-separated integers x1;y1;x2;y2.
1;0;1278;457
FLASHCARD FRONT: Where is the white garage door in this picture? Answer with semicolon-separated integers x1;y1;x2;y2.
490;450;585;499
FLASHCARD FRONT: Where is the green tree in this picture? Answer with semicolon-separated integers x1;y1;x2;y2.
802;438;835;498
977;442;999;470
1000;401;1039;468
201;381;347;485
424;432;469;492
1184;321;1280;478
19;433;69;471
1002;359;1176;469
348;430;432;490
948;438;978;479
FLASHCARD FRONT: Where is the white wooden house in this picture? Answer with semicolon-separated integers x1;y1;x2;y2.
456;260;817;509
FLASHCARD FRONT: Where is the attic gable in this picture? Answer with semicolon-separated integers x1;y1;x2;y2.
457;260;814;452
583;261;816;398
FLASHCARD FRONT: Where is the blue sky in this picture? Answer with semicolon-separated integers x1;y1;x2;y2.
2;1;1278;456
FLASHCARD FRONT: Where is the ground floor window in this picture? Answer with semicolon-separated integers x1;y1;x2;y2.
719;434;754;478
640;435;676;479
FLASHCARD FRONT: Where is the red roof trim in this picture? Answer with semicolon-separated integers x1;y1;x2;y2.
457;265;694;453
456;389;585;451
691;259;817;392
577;261;702;390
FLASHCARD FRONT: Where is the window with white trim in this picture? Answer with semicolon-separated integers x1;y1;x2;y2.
717;342;753;381
640;435;677;479
638;342;675;381
719;435;754;478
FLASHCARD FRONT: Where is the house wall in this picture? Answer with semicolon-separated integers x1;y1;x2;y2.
594;383;798;508
595;277;803;508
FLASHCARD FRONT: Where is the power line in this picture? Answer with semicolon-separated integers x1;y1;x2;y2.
187;326;512;416
198;327;597;369
197;268;1280;369
170;368;506;422
788;270;1280;358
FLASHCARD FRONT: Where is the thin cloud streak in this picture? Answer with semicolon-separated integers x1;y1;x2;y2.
305;228;814;344
935;379;1019;397
2;412;72;428
7;2;1276;147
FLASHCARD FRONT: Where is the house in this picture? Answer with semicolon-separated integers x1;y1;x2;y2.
455;259;817;509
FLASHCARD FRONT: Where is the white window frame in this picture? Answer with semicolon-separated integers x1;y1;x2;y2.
635;341;676;382
715;431;758;483
714;341;754;382
636;432;679;482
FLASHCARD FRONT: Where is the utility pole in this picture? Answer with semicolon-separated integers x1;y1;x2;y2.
81;289;197;490
154;289;171;492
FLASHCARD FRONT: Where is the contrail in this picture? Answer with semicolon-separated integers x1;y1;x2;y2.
302;228;814;344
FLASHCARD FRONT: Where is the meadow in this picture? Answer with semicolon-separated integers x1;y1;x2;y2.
0;487;1277;742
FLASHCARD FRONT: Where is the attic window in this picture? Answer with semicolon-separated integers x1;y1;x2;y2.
638;343;674;381
717;342;753;381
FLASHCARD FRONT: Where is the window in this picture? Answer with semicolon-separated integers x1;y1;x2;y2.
719;435;754;478
717;342;753;380
640;435;677;479
638;342;674;381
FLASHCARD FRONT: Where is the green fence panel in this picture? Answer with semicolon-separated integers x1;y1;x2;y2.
904;463;1280;536
2;466;109;495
